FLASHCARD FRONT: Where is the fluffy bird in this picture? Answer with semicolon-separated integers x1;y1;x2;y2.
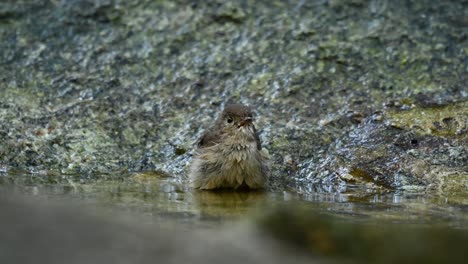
190;104;269;190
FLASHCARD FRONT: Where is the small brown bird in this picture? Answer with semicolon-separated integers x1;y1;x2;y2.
190;104;269;190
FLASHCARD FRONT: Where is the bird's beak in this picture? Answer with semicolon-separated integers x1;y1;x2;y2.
238;117;253;128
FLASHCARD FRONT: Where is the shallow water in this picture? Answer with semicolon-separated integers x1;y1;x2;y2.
2;171;467;263
2;171;466;228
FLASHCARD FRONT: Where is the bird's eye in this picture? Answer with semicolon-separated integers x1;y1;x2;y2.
227;117;233;123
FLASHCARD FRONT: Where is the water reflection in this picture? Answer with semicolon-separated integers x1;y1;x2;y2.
192;189;267;217
0;171;466;228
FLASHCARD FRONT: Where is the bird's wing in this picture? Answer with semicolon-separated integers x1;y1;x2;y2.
197;130;221;148
253;125;262;150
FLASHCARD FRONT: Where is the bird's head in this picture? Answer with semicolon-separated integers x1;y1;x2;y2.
216;104;257;140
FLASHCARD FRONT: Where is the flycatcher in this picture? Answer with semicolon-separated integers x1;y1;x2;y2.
190;104;269;190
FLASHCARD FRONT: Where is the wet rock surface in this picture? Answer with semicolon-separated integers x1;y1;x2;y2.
0;0;466;194
326;101;467;193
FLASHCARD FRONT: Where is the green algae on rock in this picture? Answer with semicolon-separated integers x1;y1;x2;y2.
388;101;467;138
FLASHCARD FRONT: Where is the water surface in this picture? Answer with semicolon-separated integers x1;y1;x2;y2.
2;170;466;228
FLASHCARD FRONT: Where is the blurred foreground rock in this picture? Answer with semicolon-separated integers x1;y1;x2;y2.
0;192;315;264
258;204;467;264
1;192;466;264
